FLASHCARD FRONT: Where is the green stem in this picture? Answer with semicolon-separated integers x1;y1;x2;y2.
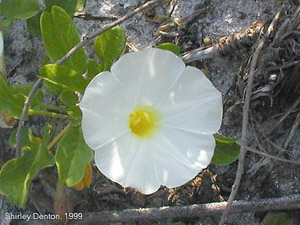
40;104;67;112
28;109;72;120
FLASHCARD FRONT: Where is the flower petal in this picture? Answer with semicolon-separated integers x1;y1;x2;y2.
79;71;134;124
151;129;215;188
95;134;161;194
111;48;185;106
80;108;129;150
159;66;222;134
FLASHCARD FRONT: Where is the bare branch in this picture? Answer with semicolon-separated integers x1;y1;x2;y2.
247;147;300;165
218;11;282;225
26;195;300;224
15;0;164;157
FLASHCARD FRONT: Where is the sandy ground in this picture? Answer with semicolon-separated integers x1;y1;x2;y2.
1;0;300;224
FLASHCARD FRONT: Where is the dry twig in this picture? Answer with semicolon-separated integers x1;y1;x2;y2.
218;11;282;225
247;147;300;165
73;12;118;21
15;0;164;157
181;22;264;63
27;195;300;224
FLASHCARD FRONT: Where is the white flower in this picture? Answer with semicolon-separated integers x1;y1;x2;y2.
79;48;222;194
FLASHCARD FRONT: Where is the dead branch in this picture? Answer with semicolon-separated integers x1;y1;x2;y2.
15;0;164;157
26;195;300;224
181;22;264;63
247;147;300;165
218;11;282;225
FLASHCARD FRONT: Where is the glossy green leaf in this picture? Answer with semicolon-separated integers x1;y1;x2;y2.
0;0;39;19
55;126;92;187
0;125;55;207
40;64;88;94
45;0;86;16
265;213;292;225
87;59;101;79
27;13;42;37
157;43;181;56
40;6;87;74
212;136;240;166
94;25;126;71
59;90;78;107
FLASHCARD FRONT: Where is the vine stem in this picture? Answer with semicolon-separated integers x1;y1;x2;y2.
15;0;164;157
218;11;282;225
28;109;71;120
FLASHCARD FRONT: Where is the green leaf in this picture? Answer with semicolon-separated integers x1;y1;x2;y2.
94;25;126;71
9;127;34;148
157;43;181;55
66;105;81;126
59;90;78;107
55;126;93;187
0;125;55;207
0;77;27;118
10;84;44;107
265;213;292;225
45;0;86;16
211;136;240;166
0;79;44;119
0;0;39;20
40;64;88;94
40;6;87;74
86;59;101;79
0;17;14;29
27;13;42;37
75;0;86;12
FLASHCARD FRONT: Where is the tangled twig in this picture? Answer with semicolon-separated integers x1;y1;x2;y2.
218;11;282;225
181;21;264;63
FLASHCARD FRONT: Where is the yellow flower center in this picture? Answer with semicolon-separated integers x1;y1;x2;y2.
129;105;160;138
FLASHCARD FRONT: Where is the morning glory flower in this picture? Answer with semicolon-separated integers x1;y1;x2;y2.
79;48;222;194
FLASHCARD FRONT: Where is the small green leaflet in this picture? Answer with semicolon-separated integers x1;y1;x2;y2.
40;6;87;74
40;64;88;94
212;136;240;166
157;43;181;56
55;126;93;187
0;0;40;20
0;124;55;207
94;25;126;72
